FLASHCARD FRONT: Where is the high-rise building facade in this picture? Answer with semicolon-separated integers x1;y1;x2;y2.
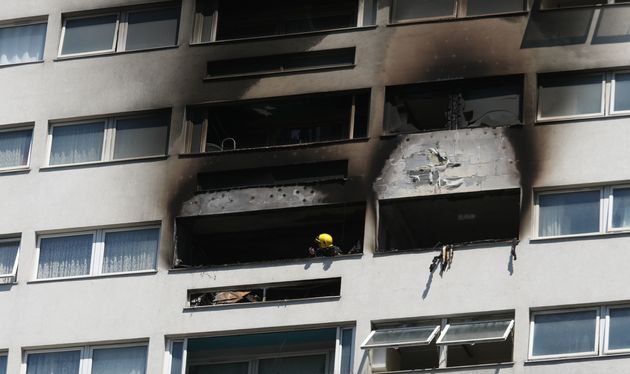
1;0;630;373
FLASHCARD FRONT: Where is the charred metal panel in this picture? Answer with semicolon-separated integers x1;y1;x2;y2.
374;127;519;200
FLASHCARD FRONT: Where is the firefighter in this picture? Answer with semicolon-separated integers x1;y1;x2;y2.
308;233;341;257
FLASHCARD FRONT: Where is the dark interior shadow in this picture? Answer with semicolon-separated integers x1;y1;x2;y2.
422;270;434;299
507;251;514;276
592;5;630;44
521;0;595;48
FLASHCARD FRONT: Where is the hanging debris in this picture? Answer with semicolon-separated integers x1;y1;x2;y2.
429;245;454;276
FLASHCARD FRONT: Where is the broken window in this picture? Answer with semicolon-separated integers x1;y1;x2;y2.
188;278;341;307
206;48;355;79
187;91;369;153
362;314;513;372
385;76;522;133
168;327;354;374
175;203;365;267
378;190;520;251
197;160;347;191
193;0;364;42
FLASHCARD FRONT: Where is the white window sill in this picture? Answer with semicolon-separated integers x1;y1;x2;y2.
39;155;168;171
530;230;630;243
0;60;44;69
0;166;30;175
54;45;179;62
526;351;630;365
375;362;514;373
204;63;355;81
184;295;341;312
387;10;528;26
27;270;157;284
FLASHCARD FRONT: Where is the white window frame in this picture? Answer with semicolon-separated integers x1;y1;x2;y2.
436;319;514;345
0;237;21;283
528;307;600;360
537;72;606;122
47;120;108;167
59;6;179;58
610;71;630;115
0;125;34;171
22;342;148;374
360;325;440;349
34;225;159;281
603;305;630;354
606;185;630;231
0;19;48;65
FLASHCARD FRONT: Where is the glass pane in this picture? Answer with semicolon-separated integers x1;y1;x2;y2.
608;307;630;350
259;354;327;374
126;8;179;51
26;351;81;374
92;346;147;374
614;73;630;112
542;0;603;8
50;122;104;165
439;320;512;344
61;15;117;55
364;326;438;347
467;0;524;15
0;129;32;168
341;329;353;374
539;75;603;118
538;190;600;237
169;342;184;374
393;0;456;21
593;7;630;44
114;115;168;159
189;362;249;374
102;228;159;273
0;355;6;374
38;234;93;279
532;310;597;356
0;23;47;65
612;188;630;228
0;241;19;276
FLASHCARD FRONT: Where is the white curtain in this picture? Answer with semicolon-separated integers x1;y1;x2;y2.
538;191;600;237
38;235;92;279
0;23;46;65
49;123;104;165
26;351;81;374
91;346;147;374
612;188;630;228
0;241;19;275
102;228;158;273
0;129;32;168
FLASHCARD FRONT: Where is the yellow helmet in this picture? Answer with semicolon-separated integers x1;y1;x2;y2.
315;233;334;248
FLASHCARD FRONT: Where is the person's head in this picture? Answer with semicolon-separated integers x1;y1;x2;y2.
315;233;333;248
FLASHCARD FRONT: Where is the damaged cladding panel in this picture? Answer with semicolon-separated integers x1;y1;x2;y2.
175;203;365;267
378;189;520;251
384;75;522;134
188;278;341;307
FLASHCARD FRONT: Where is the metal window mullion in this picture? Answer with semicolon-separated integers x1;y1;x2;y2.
81;346;92;374
91;230;104;276
104;118;116;161
348;95;356;139
180;339;188;374
438;318;447;368
604;72;613;115
200;116;209;153
10;246;20;279
457;0;467;17
333;327;342;374
210;0;219;42
115;12;126;52
601;306;609;355
357;0;365;27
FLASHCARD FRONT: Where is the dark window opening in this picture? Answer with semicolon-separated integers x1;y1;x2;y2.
446;340;513;367
197;160;348;192
385;76;522;134
378;190;520;251
188;90;369;152
206;48;355;79
175;203;365;267
189;278;341;307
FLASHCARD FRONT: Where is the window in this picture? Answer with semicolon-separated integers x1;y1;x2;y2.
25;344;147;374
167;327;353;374
536;185;630;238
193;0;374;43
36;226;159;280
538;71;630;120
391;0;526;22
186;91;369;153
0;352;6;374
0;126;32;170
48;111;170;166
0;238;20;283
529;305;630;359
0;21;47;66
540;0;628;9
385;76;522;133
59;6;179;57
362;314;514;371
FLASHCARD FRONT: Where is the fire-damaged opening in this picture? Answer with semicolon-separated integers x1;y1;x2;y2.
384;75;522;134
188;278;341;307
175;203;365;267
187;90;370;153
378;190;520;251
197;160;348;191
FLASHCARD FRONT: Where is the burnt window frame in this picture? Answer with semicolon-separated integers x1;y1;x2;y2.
389;0;528;24
184;90;370;154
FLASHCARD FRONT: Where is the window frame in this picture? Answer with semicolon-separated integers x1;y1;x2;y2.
610;71;630;115
536;72;606;122
606;184;630;232
58;12;121;58
390;0;528;24
46;120;108;167
0;19;48;66
34;225;160;281
360;325;441;349
529;307;601;360
436;319;514;345
391;0;458;23
111;113;171;160
603;305;630;354
0;237;21;282
0;125;34;172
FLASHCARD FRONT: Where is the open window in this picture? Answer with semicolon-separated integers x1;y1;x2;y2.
175;203;365;267
385;76;522;134
186;91;369;153
0;238;20;284
378;190;520;252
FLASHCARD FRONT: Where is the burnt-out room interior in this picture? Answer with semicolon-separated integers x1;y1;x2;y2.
187;90;370;152
378;189;520;251
384;75;522;133
175;203;365;267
